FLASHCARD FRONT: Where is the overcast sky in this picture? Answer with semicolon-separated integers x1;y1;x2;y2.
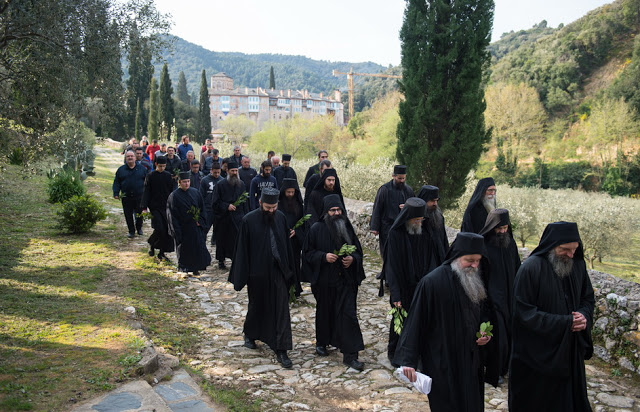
153;0;614;66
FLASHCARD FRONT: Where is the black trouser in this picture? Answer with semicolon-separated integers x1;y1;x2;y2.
122;195;143;234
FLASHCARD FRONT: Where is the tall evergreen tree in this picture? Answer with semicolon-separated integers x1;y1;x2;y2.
396;0;494;209
269;66;276;89
159;63;175;140
196;70;212;141
177;71;190;105
147;77;159;142
126;24;154;136
134;98;142;141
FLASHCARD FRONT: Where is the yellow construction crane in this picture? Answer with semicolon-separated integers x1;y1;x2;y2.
332;68;402;120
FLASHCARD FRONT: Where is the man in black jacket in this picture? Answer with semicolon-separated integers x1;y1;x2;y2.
113;150;147;238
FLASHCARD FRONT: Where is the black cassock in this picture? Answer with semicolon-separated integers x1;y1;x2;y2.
481;236;521;380
272;166;297;188
306;170;345;225
278;179;305;296
509;227;594;411
229;209;295;351
370;180;414;258
302;219;365;355
199;174;224;232
461;177;495;233
393;264;490;412
211;180;248;261
166;187;211;271
141;170;175;253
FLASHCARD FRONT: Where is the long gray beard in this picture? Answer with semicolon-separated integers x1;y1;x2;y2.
451;259;487;304
426;206;444;231
227;174;241;187
405;221;423;235
489;232;512;249
548;251;574;278
326;214;352;246
483;196;496;213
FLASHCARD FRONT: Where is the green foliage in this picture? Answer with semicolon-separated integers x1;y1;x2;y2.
47;168;86;204
155;36;385;96
147;78;159;142
134;98;142;141
174;100;198;137
47;115;96;172
333;244;357;256
476;321;494;338
269;66;276;89
397;0;494;210
219;115;256;144
176;71;190;105
196;70;212;141
293;214;311;230
488;20;558;62
388;306;408;335
232;192;249;207
56;194;107;234
8;147;24;166
159;63;175;140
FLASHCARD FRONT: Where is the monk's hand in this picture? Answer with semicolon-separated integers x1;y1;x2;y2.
228;204;236;212
370;230;379;236
476;335;491;346
402;366;417;383
114;195;119;200
393;301;402;308
399;203;405;210
342;255;354;268
289;229;295;238
325;253;339;263
571;311;587;332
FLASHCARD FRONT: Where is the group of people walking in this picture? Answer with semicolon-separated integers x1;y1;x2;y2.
113;142;595;411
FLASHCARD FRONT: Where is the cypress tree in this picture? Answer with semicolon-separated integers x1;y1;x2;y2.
396;0;494;209
134;98;142;141
269;66;276;89
147;77;159;142
196;70;212;141
159;63;175;140
177;71;190;105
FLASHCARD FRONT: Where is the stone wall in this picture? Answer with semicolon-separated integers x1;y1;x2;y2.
344;198;640;375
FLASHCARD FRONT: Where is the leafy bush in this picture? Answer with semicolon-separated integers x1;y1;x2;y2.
56;194;106;234
47;168;86;203
8;147;24;165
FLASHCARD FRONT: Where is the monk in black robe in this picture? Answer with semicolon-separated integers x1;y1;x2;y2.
302;194;365;371
303;159;331;208
417;185;449;271
211;161;249;269
479;208;521;383
199;162;224;245
461;177;496;233
370;165;414;266
167;172;211;275
278;178;305;296
272;153;297;187
383;197;429;366
305;168;345;225
229;188;296;368
395;232;493;412
509;221;594;412
141;156;174;260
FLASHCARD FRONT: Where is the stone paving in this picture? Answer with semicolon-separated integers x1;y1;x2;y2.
165;247;640;412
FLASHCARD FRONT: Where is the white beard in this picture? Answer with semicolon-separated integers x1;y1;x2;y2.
451;258;487;304
548;250;574;278
405;221;423;235
483;196;496;213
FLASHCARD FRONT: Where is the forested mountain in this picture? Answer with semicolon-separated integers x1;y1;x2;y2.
488;20;559;61
151;36;386;96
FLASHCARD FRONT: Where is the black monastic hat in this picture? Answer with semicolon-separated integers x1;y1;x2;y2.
394;165;407;175
444;232;487;264
417;185;440;201
179;171;191;180
227;161;239;169
282;154;292;161
322;194;343;215
155;156;167;164
260;187;280;204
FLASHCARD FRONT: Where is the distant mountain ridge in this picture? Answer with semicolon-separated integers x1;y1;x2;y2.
155;36;387;97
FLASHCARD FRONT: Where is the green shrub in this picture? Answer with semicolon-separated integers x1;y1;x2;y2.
56;194;106;234
8;147;24;165
47;168;86;203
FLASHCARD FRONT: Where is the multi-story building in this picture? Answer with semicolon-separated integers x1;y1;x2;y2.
208;72;344;135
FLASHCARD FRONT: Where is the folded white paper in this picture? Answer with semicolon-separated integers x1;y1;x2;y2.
395;367;432;395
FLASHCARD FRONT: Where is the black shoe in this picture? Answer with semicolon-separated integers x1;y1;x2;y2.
192;270;200;276
137;229;143;236
243;336;257;349
343;359;364;371
218;261;226;269
127;232;135;239
276;351;293;369
157;252;169;261
148;247;155;257
315;345;329;357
